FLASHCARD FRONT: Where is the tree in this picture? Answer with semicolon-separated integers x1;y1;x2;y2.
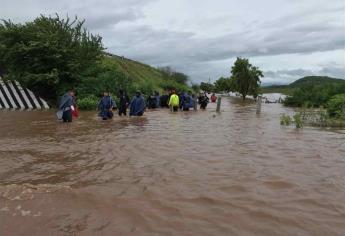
231;57;263;100
200;82;214;93
191;83;200;93
0;14;104;102
214;77;236;93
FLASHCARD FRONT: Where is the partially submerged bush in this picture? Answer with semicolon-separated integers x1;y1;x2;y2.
293;113;303;128
280;114;292;126
77;95;99;110
280;113;302;128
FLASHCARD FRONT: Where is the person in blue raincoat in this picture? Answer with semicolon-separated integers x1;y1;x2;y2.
98;91;116;120
181;92;192;111
154;91;160;108
130;91;146;116
58;90;75;122
189;92;195;109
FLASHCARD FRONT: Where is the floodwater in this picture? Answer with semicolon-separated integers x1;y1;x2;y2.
0;97;344;236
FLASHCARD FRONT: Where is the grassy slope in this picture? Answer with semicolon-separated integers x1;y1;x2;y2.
107;55;189;92
111;56;162;83
261;76;345;95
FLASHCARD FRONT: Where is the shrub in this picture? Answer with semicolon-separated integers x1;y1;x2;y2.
280;114;292;126
77;95;99;111
284;83;345;108
327;94;345;119
293;113;303;128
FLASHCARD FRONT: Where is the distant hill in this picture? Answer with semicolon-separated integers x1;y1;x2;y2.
290;76;345;87
261;76;345;94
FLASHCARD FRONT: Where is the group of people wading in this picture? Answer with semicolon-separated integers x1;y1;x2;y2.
58;89;217;122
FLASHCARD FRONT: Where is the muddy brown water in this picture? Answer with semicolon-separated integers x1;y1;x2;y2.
0;97;344;236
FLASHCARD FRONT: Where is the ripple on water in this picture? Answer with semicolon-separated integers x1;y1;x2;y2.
1;99;345;235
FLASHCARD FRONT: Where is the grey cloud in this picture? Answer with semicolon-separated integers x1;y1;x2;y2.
105;7;344;68
84;11;141;31
1;0;344;83
319;67;345;79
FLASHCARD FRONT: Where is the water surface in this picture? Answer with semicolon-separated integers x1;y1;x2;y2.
1;98;344;235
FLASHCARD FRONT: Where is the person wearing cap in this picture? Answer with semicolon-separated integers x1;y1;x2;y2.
130;91;146;116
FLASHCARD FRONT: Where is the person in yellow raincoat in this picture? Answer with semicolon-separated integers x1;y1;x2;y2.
169;90;180;112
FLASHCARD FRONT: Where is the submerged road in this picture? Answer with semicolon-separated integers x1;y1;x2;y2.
0;98;344;236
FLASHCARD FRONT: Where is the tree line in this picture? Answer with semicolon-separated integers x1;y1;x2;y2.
199;57;263;100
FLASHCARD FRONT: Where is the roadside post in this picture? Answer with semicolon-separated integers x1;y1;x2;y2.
256;96;262;114
216;96;222;112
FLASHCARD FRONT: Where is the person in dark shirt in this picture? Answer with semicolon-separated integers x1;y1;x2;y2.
198;92;209;110
118;89;129;116
160;93;169;108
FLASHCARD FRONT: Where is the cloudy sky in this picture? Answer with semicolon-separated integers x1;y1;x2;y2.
1;0;344;84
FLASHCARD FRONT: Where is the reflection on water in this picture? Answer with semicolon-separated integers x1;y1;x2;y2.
1;97;344;236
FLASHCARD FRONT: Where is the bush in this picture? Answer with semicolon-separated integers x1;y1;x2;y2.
280;114;292;126
77;95;99;111
293;113;303;128
284;83;345;108
280;113;303;128
327;94;345;118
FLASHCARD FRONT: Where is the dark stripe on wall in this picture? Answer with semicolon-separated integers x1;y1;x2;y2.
0;93;5;108
23;88;36;109
4;83;20;108
34;92;44;108
12;82;29;109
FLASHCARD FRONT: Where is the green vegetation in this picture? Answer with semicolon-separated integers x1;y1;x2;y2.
200;82;215;93
214;77;236;93
283;83;345;108
231;57;263;100
293;113;303;128
261;76;345;95
327;94;345;119
0;15;190;107
280;114;292;126
280;113;303;128
280;108;345;128
77;95;99;110
207;57;263;100
260;85;293;95
265;76;345;126
0;14;103;102
290;76;345;87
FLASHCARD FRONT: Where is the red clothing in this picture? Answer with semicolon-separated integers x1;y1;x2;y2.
211;95;217;103
72;106;79;118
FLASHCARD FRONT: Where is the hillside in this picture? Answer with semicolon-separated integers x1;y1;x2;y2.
102;54;190;94
290;76;345;87
261;76;345;94
74;53;191;103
